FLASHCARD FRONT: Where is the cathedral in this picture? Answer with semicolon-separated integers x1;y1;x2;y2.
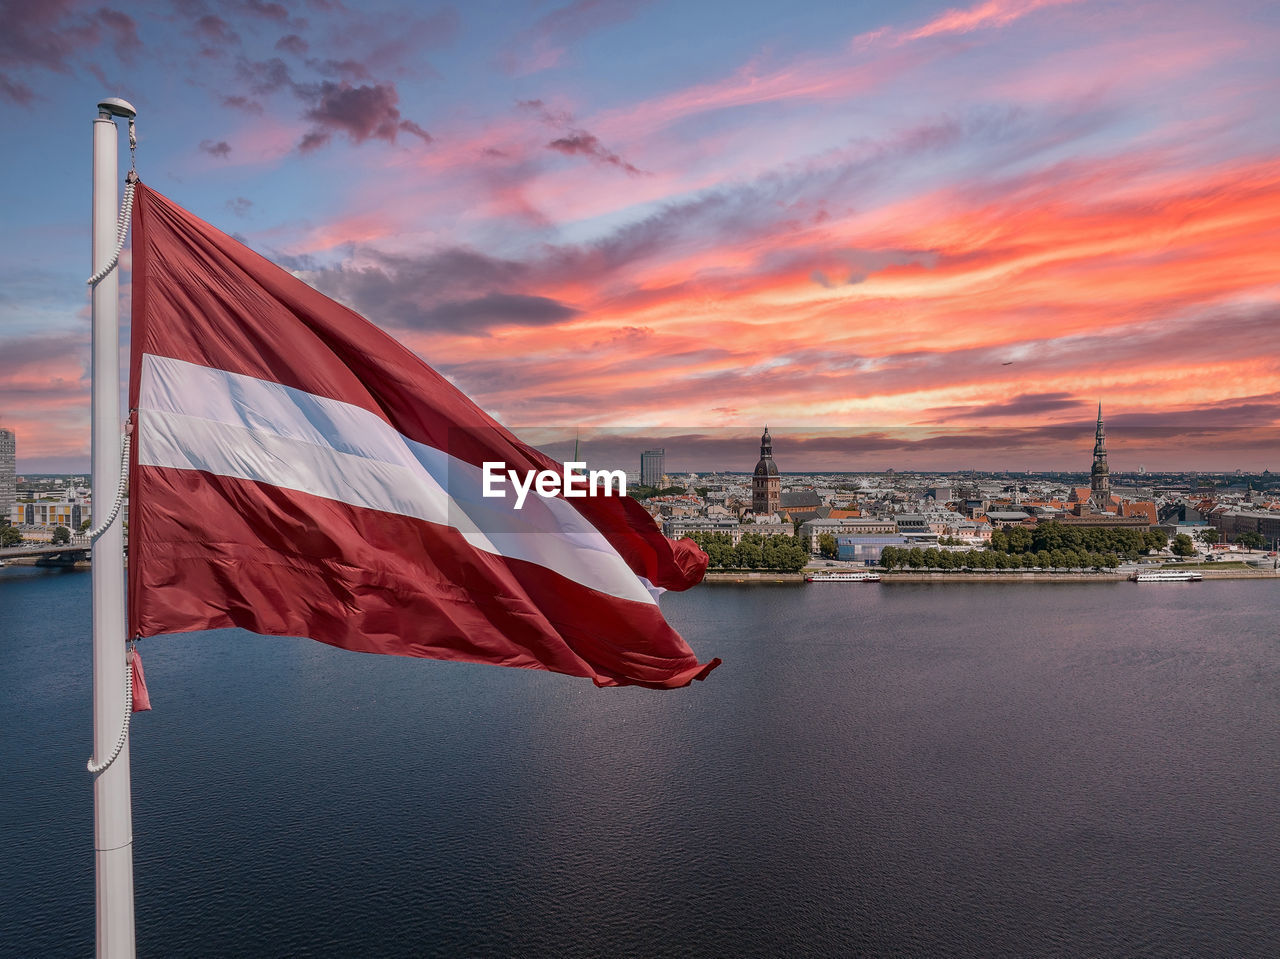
752;426;781;515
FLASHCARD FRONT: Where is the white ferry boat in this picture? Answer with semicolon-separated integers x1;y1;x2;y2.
1131;570;1203;582
805;570;882;583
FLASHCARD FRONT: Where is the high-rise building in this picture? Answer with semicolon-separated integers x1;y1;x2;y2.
640;448;665;488
1089;403;1110;510
751;426;781;515
0;428;15;523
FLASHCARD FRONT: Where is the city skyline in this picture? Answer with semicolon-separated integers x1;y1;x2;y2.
2;0;1279;473
4;419;1278;477
521;421;1278;475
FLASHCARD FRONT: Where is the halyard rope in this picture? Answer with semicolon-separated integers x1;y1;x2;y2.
87;642;134;775
86;171;136;287
84;426;133;774
84;428;130;543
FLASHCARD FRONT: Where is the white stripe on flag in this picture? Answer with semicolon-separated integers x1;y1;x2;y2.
137;353;657;606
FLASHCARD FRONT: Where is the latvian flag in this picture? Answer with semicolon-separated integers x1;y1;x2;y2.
127;183;718;689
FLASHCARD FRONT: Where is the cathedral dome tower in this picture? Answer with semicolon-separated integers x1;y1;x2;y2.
752;426;781;515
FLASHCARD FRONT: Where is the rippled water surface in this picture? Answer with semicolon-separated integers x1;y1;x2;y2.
2;567;1278;957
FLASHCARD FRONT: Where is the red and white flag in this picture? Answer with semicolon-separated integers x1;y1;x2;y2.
127;182;718;689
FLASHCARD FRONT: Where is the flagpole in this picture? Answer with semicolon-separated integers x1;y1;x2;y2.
91;96;136;959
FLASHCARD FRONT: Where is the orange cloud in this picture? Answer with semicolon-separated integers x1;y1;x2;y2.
404;149;1280;441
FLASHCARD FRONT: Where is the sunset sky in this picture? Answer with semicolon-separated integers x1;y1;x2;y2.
1;0;1278;473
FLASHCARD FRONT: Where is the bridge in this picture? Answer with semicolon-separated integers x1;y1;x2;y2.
0;539;94;567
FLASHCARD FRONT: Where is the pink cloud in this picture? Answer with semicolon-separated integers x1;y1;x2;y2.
589;53;913;145
901;0;1083;43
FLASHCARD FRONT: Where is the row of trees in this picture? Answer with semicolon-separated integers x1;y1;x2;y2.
880;545;1123;571
682;531;810;572
988;522;1167;560
1;523;79;547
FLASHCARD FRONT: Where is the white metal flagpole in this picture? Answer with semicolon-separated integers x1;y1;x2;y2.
90;95;137;959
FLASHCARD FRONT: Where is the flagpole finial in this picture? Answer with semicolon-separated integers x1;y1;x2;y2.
98;97;136;120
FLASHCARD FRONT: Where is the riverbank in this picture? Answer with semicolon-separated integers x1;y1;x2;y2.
883;568;1278;581
0;556;91;569
700;568;1280;584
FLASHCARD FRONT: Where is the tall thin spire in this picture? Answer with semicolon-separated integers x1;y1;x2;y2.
1090;402;1110;510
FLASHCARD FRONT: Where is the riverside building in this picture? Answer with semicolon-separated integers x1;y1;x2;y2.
664;516;792;545
12;486;90;530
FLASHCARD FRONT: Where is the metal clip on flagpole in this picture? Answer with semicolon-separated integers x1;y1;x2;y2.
90;95;138;959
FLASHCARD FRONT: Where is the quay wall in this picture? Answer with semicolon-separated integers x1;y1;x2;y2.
701;569;1280;584
881;570;1279;582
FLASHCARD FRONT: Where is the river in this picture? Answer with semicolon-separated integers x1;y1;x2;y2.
2;566;1277;957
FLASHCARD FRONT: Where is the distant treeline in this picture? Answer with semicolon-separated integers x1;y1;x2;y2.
989;522;1167;560
881;522;1170;570
880;546;1121;571
682;531;809;572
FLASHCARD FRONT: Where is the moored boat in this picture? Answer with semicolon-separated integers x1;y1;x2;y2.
1131;570;1203;582
805;570;882;583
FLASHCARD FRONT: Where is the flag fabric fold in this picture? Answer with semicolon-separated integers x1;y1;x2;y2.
127;182;717;689
129;646;151;713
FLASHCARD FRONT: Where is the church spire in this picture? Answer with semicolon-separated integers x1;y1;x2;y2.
1089;402;1110;510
